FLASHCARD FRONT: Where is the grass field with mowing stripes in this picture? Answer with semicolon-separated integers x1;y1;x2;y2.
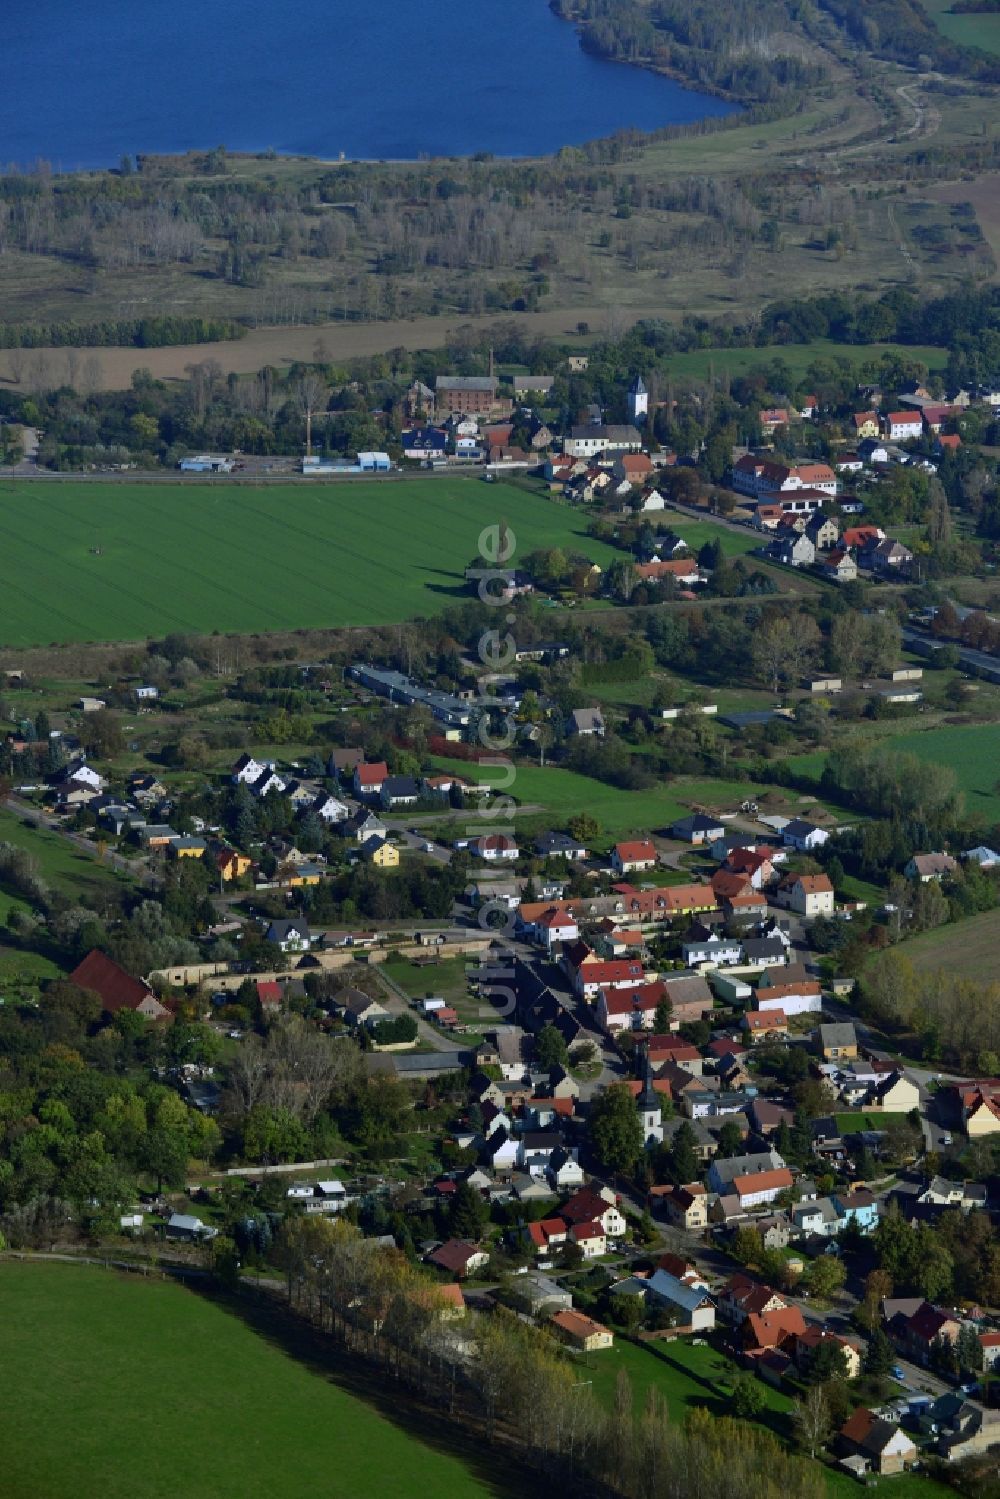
0;477;620;646
0;1262;505;1499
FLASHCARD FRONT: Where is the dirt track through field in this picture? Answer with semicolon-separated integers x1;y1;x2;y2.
0;305;660;392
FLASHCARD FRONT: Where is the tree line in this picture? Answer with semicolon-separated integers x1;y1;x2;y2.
277;1214;828;1499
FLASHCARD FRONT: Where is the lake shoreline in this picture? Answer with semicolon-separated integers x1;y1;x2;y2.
1;0;734;171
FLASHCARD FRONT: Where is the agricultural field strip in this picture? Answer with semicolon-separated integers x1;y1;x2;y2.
0;480;622;645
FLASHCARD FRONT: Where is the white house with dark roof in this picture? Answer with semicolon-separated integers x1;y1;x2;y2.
781;818;830;852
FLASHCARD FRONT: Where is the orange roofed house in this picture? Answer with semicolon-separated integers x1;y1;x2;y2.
731;455;837;503
550;1308;614;1351
70;949;169;1020
611;839;658;875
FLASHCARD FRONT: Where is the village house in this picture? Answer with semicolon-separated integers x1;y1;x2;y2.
838;1410;917;1476
597;981;665;1034
755;977;822;1016
379;775;420;810
563;423;643;458
708;1149;791;1206
682;933;744;969
944;1079;1000;1137
567;707;605;738
795;1326;862;1380
905;852;957;882
888;1302;962;1367
468;833;519;862
646;1270;716;1333
718;1274;789;1326
805;512;839;549
883;411;923;442
569;953;646;1003
723;847;777;890
743;1009;789;1045
529;905;581;952
818;1023;858;1062
535;831;588;862
781;818;830;852
862;537;915;576
742;1304;807;1357
820;547;859;584
611;839;658;875
354;761;389;798
765;532;815;568
671;813;727;845
731;455;837;501
264;918;312;953
361;836;399;867
426;1239;490;1279
69;950;169;1021
549;1309;614;1351
634;558;703;587
214;846;252;882
654;1183;710;1231
775;872;834;917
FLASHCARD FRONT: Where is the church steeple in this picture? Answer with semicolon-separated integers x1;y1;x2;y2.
638;1049;663;1146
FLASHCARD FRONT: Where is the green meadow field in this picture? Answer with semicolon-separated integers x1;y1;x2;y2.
904;907;1000;978
919;0;1000;55
0;1263;503;1499
790;723;1000;825
662;339;948;382
428;758;847;838
0;808;129;908
885;723;1000;824
0;477;621;647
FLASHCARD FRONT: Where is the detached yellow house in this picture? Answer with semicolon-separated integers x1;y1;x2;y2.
215;847;252;881
852;411;880;439
549;1309;614;1352
363;836;399;869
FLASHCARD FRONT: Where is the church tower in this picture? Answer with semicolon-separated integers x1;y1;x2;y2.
627;374;648;425
638;1052;663;1148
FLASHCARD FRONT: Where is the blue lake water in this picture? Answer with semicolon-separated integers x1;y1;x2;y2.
0;0;734;170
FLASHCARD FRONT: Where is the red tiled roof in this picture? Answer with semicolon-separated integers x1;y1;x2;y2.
561;1188;616;1225
600;978;666;1017
535;906;578;930
550;1308;611;1340
428;1239;484;1275
257;980;282;1007
732;1168;794;1196
725;847;772;875
570;1219;605;1242
581;960;645;987
473;833;519;854
745;1304;806;1350
635;560;699;581
614;839;657;864
757;981;821;1003
69;949;153;1013
840;1408;876;1445
356;761;388;786
745;1009;787;1031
